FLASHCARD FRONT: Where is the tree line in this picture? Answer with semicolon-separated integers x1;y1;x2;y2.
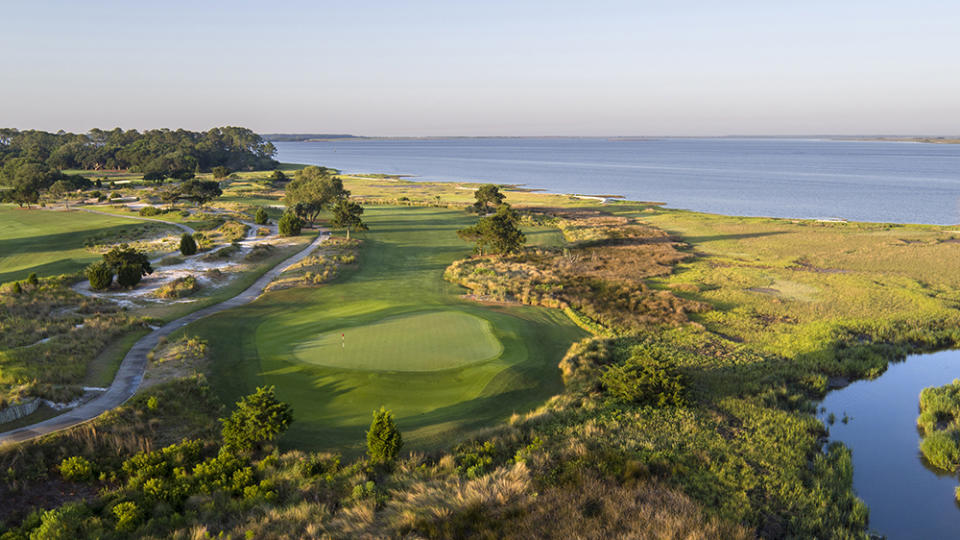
0;126;277;174
0;126;276;207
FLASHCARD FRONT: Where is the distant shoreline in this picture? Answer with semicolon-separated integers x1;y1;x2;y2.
265;134;960;143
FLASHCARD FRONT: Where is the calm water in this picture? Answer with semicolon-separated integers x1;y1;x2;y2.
274;138;960;225
820;349;960;539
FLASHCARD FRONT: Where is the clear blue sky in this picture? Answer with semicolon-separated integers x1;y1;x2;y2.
2;1;958;136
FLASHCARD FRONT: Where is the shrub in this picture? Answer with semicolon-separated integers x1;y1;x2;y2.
212;166;231;179
278;212;303;237
112;501;140;532
921;429;960;471
11;281;22;295
255;207;269;225
367;407;403;462
221;386;294;453
27;273;39;287
153;276;200;299
600;355;686;407
104;244;153;287
59;456;95;482
116;263;144;288
138;206;162;216
85;261;114;290
270;170;286;181
179;233;197;255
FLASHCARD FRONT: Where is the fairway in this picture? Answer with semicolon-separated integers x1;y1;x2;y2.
189;206;587;453
0;206;164;282
293;310;502;371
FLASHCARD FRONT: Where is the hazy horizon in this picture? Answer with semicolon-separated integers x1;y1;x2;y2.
3;1;958;136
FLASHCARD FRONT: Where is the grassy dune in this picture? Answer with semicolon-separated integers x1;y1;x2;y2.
184;206;586;453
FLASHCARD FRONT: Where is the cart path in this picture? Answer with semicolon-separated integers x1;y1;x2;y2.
0;229;327;446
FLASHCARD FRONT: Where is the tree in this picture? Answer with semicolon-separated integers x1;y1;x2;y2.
172;170;195;181
179;233;197;255
1;159;56;208
48;179;74;208
366;407;402;462
254;207;269;225
142;171;166;184
86;261;114;290
457;204;526;255
330;198;368;240
103;244;153;288
211;166;231;179
278;211;303;237
472;184;505;214
285;166;349;224
166;179;222;207
220;386;293;453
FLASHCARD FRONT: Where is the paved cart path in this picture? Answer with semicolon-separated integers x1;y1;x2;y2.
0;229;327;446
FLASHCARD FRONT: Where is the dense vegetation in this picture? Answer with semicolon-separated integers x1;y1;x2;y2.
0;127;275;206
918;380;960;480
0;127;276;174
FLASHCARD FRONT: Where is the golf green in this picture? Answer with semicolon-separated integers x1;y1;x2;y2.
189;206;588;454
292;310;502;371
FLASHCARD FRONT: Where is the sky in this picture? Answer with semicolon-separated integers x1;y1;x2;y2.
2;1;958;136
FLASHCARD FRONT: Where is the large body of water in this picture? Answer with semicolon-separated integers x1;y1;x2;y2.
820;349;960;539
274;138;960;225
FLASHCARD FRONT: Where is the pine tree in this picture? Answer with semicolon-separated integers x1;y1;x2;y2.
366;407;403;462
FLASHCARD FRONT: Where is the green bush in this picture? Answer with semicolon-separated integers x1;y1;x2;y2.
138;206;163;216
278;212;303;237
366;407;403;462
85;261;114;290
104;244;153;287
600;354;686;407
27;272;38;287
59;456;95;482
11;281;22;295
221;386;294;453
921;429;960;471
255;207;269;225
116;263;143;288
179;233;197;255
212;166;231;179
112;501;139;532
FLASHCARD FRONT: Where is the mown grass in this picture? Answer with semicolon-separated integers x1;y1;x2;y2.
183;206;587;454
0;207;172;283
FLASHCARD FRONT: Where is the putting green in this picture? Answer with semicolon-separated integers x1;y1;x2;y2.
293;311;502;371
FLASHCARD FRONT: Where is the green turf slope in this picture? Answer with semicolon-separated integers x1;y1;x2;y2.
189;207;587;453
0;206;152;282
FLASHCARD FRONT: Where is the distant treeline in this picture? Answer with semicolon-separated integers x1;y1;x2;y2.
263;133;360;142
0;126;278;174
